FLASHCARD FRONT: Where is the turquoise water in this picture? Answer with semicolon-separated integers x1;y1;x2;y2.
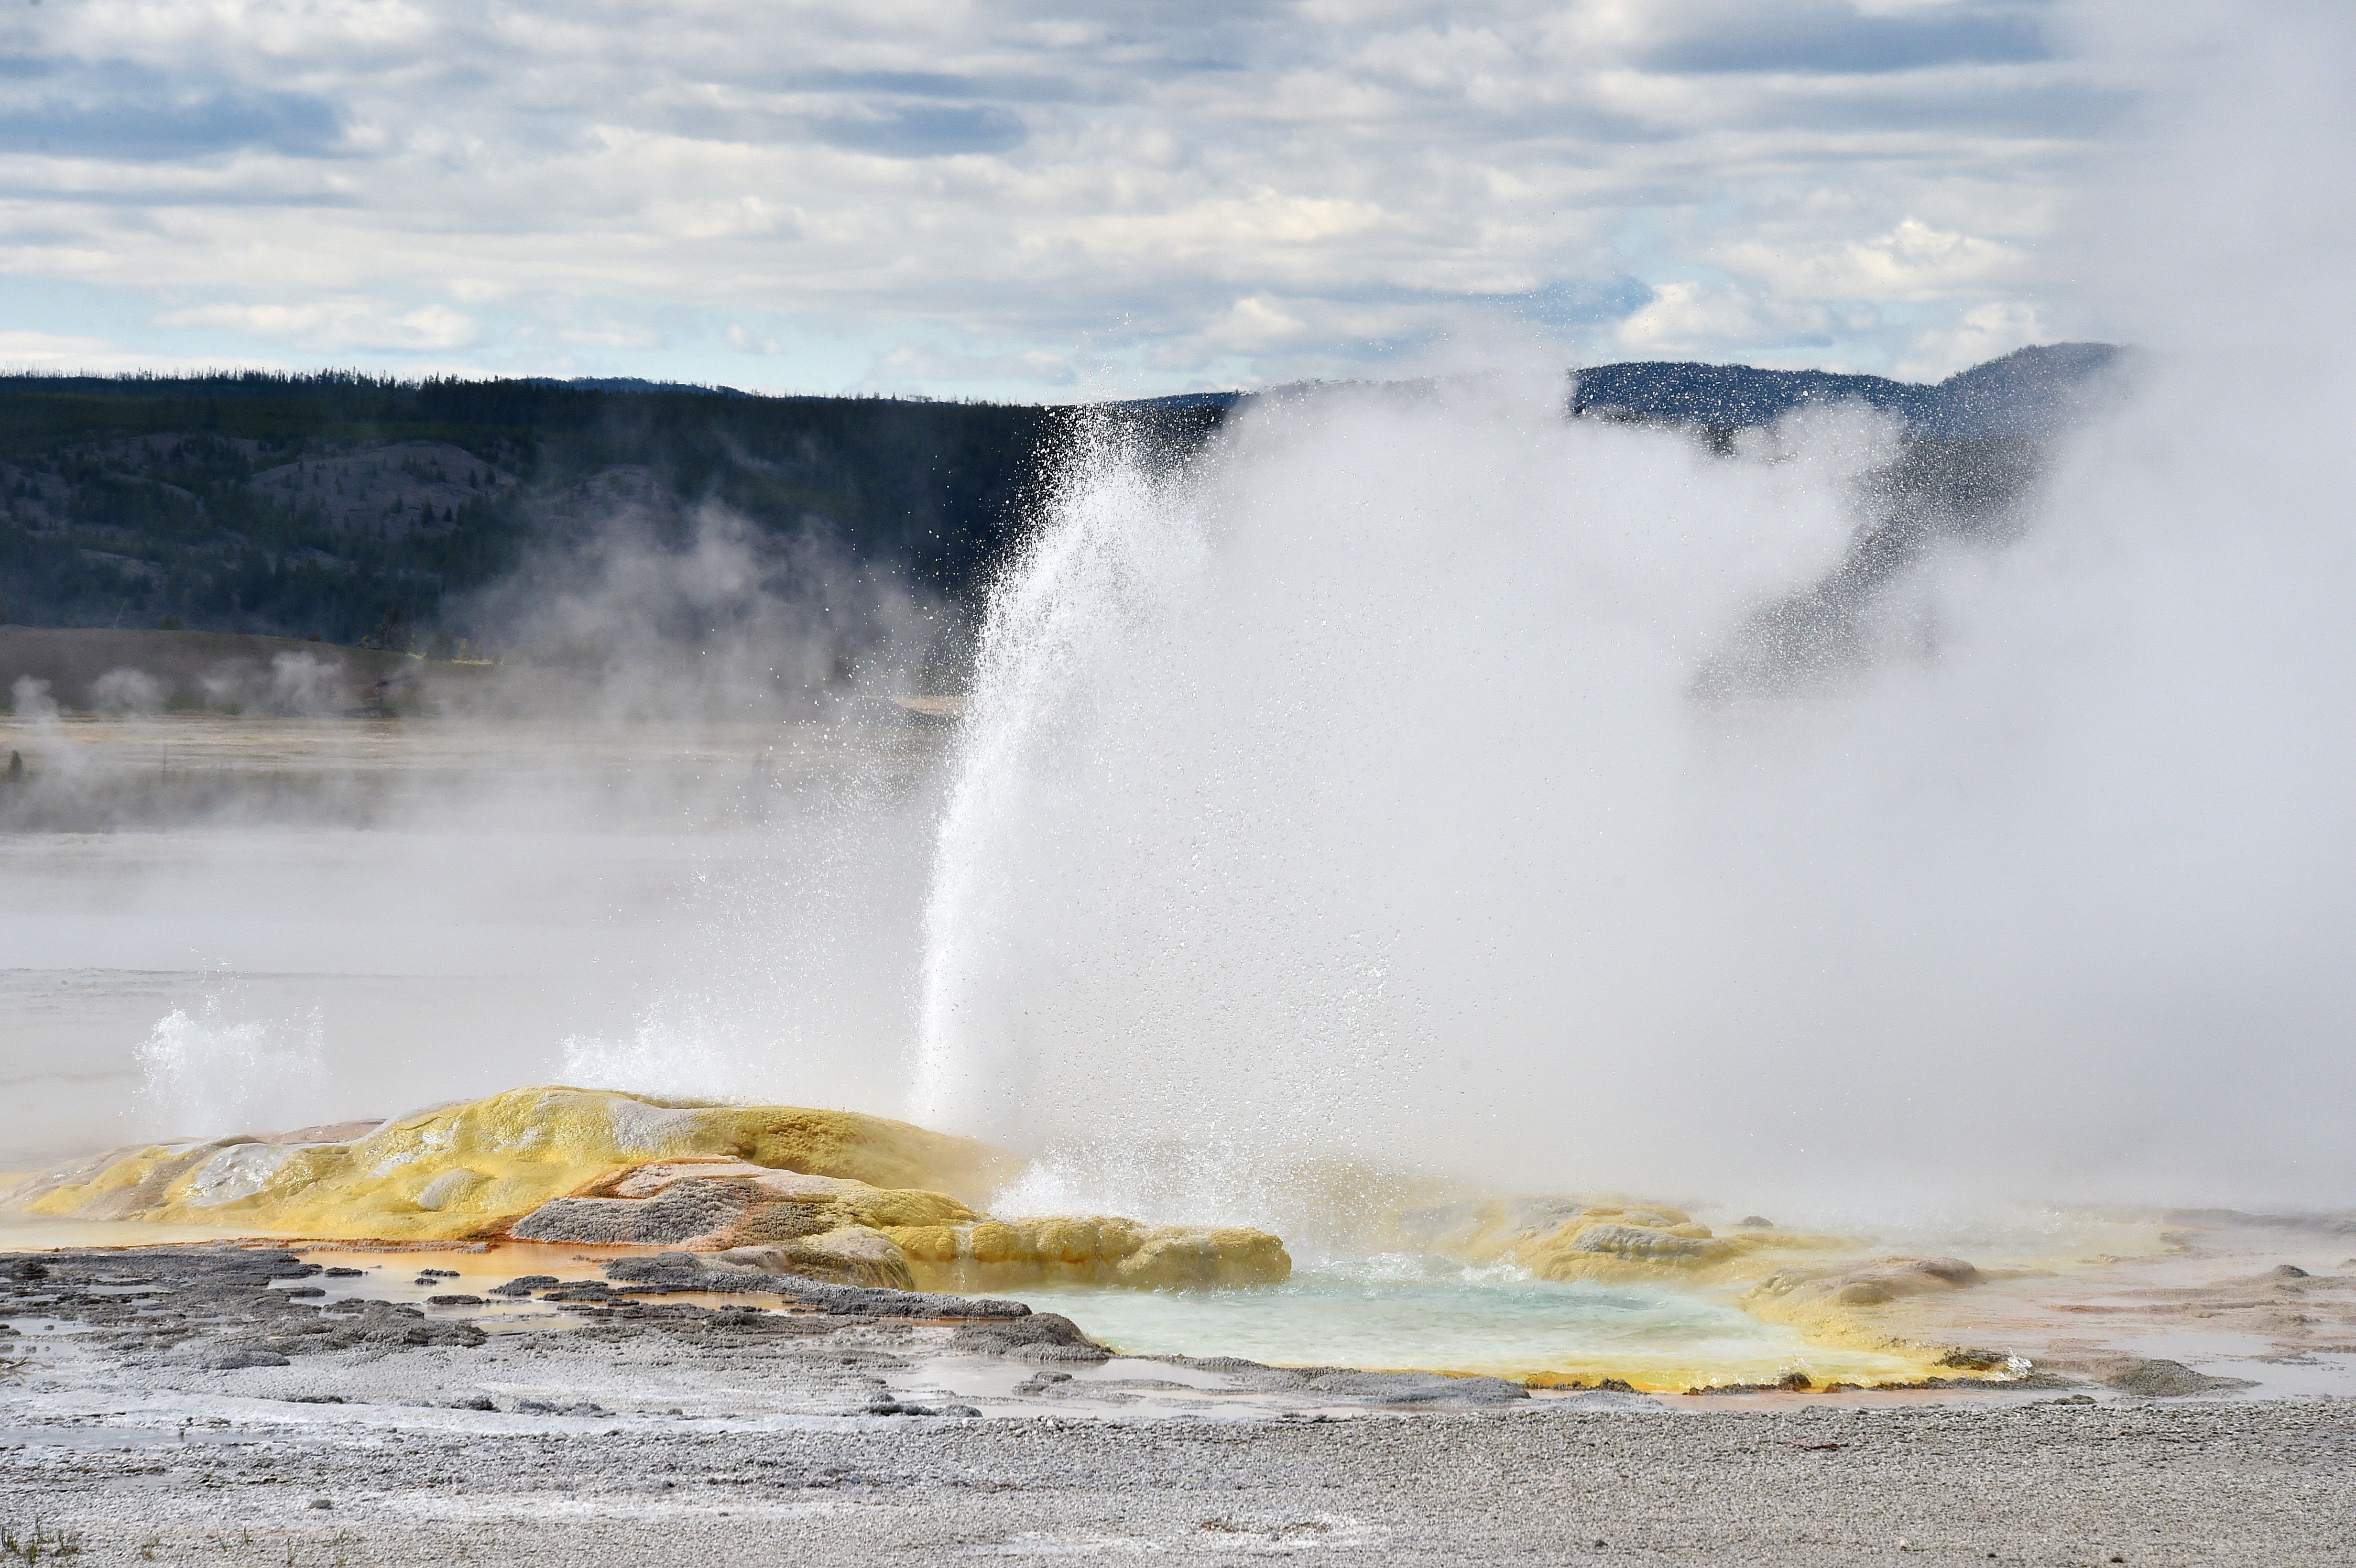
1010;1257;1920;1385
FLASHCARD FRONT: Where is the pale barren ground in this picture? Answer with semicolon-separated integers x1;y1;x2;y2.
6;1384;2353;1566
3;1243;2354;1567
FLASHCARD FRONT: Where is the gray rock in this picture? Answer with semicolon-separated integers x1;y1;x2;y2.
511;1182;757;1245
1937;1348;2013;1372
209;1349;292;1369
602;1252;1031;1321
2102;1359;2257;1397
951;1312;1111;1363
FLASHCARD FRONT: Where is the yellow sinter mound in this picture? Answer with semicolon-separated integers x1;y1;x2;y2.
3;1087;1291;1293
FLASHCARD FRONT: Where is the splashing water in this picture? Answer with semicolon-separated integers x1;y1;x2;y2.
560;991;756;1105
135;996;327;1138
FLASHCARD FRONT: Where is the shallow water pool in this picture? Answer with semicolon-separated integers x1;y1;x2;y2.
1010;1257;1929;1389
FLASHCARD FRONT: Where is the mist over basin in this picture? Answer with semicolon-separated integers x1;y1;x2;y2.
0;708;949;1171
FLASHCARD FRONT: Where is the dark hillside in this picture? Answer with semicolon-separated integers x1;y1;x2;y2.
1571;344;2127;436
0;375;1105;645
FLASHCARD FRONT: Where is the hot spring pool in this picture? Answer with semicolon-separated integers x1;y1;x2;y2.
1009;1258;1929;1389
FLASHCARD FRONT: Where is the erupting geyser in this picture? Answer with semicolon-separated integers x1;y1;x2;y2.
915;356;2356;1226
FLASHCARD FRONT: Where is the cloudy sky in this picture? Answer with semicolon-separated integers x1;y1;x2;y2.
0;0;2151;398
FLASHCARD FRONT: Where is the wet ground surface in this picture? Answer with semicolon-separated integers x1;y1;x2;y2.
1875;1213;2356;1400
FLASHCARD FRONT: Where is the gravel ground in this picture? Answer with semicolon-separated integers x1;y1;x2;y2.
5;1399;2353;1566
3;1246;2351;1565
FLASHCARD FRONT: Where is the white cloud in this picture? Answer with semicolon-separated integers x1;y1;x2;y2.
1198;296;1310;355
1896;299;2048;381
1614;282;1833;360
159;301;478;351
0;329;282;374
0;329;142;369
1720;217;2028;303
866;345;1076;388
0;0;2144;391
555;322;663;350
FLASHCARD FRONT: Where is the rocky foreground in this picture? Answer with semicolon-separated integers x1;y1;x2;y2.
2;1246;2352;1566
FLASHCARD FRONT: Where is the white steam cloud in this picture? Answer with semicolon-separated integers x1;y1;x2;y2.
915;371;2354;1216
455;504;945;722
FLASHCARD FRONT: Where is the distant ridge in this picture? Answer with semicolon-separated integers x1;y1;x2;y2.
1098;391;1248;414
1570;343;2127;436
518;375;758;398
1096;344;2127;434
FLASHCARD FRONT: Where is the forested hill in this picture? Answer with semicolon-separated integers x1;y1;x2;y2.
0;375;1206;646
0;348;2121;646
1571;343;2126;436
